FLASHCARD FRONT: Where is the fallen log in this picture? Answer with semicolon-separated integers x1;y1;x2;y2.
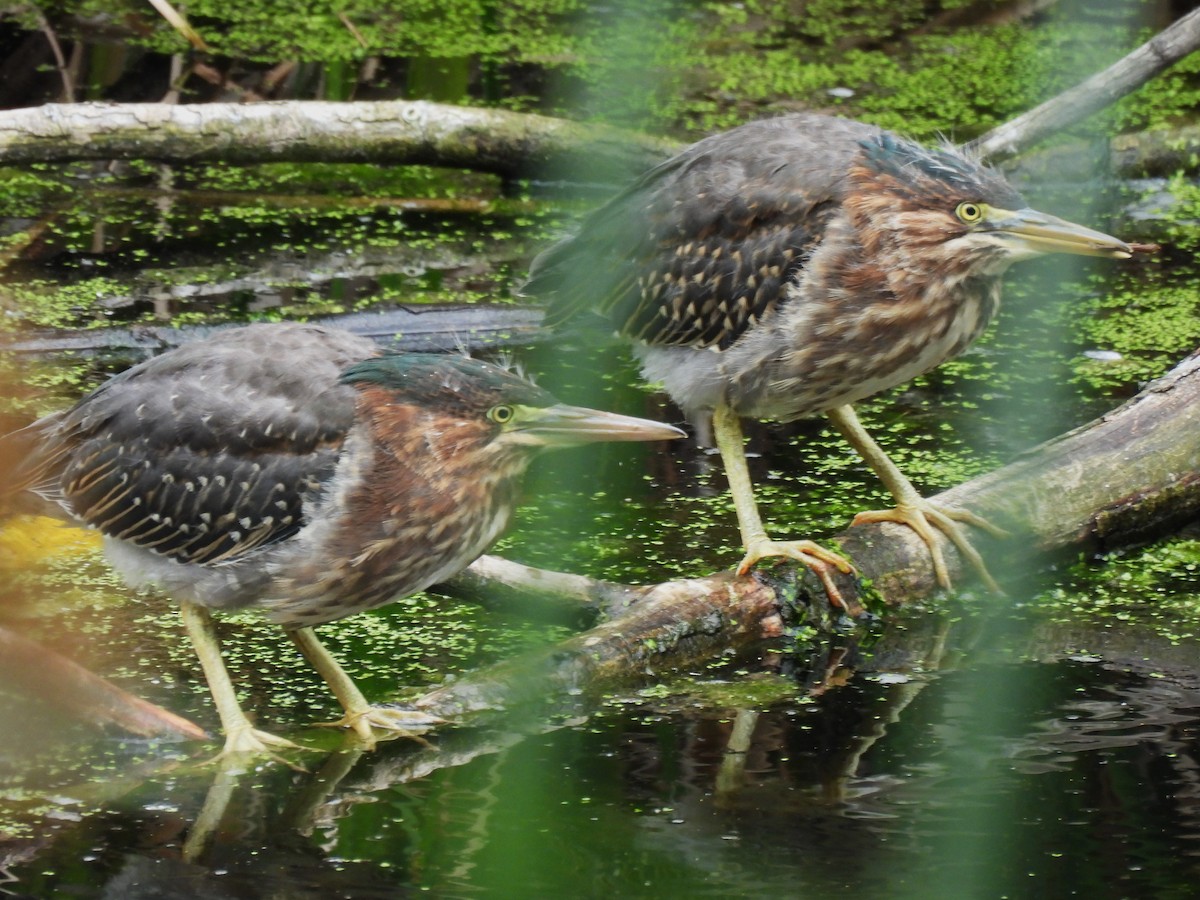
0;305;545;359
0;100;673;182
0;10;1195;179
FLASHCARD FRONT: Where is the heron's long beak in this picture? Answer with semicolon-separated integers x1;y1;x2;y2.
517;403;685;447
987;208;1132;259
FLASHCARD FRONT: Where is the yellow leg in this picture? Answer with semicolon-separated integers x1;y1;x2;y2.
288;627;443;748
712;402;853;607
826;404;1006;593
178;601;301;758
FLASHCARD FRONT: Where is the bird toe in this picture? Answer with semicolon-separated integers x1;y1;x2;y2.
736;536;857;611
853;502;1003;594
203;725;310;770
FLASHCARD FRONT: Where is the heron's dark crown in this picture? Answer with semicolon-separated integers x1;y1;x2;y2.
342;354;555;415
858;132;1025;210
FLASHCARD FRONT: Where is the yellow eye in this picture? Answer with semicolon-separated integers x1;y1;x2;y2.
956;201;985;223
488;405;515;424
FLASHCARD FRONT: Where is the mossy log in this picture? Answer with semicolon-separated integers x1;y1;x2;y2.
416;348;1200;721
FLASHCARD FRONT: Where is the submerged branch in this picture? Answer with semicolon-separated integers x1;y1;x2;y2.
0;306;545;360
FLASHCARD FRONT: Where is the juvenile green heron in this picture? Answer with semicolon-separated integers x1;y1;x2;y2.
526;113;1132;603
0;323;683;756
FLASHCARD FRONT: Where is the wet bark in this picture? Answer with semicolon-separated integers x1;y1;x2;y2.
416;348;1200;720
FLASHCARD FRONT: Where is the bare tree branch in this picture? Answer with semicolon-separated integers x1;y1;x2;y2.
969;7;1200;160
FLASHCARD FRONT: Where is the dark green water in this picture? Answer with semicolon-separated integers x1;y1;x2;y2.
6;624;1200;897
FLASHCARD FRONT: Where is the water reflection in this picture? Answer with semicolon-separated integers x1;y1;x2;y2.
4;609;1200;897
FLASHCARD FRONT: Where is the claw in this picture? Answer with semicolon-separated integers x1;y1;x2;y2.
852;501;1004;593
826;405;1006;595
736;536;856;611
712;404;862;614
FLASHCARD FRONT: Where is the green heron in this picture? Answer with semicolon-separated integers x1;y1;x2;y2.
526;113;1132;604
0;323;683;756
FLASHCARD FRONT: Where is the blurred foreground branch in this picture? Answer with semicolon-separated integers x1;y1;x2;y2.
0;624;207;739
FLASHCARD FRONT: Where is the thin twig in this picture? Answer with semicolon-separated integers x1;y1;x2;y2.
34;10;73;103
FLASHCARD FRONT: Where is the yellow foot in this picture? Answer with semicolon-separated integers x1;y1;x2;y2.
852;501;1007;593
315;706;445;749
736;537;856;611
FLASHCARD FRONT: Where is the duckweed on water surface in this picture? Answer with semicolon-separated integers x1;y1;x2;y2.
2;157;1198;702
0;165;536;329
4;6;1200;896
2;516;574;728
1040;538;1200;644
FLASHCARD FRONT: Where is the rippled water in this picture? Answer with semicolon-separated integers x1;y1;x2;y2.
5;617;1200;898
